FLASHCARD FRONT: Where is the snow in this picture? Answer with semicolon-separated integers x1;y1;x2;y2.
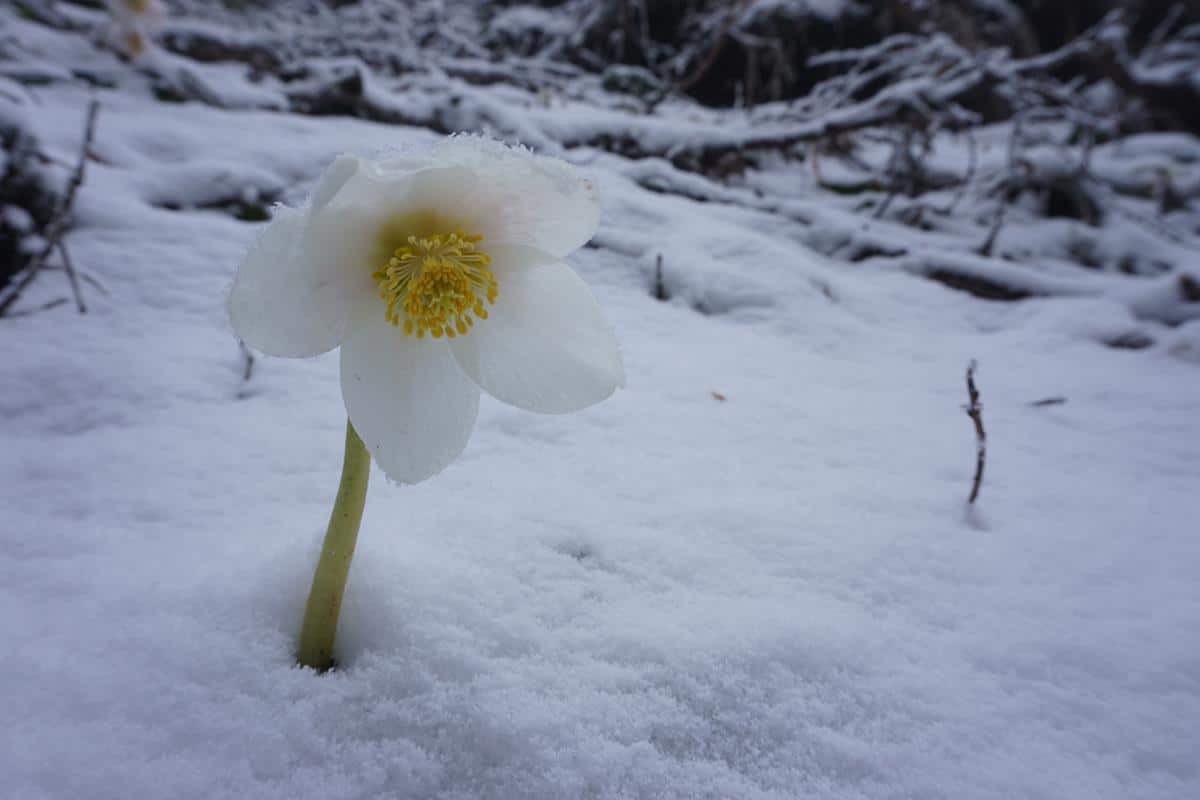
747;0;859;24
3;17;1200;800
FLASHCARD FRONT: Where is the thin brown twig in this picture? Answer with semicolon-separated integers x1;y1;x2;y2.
43;265;110;296
57;241;86;313
874;124;915;219
1030;396;1067;407
239;341;255;382
3;297;69;318
940;127;977;215
646;0;752;110
673;2;747;93
979;113;1022;257
0;100;100;318
78;271;109;296
652;253;668;301
964;360;986;505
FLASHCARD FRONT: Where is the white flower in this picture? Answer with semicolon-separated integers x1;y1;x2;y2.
105;0;165;59
229;137;624;483
105;0;166;28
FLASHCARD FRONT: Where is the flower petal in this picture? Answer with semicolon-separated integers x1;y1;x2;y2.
433;136;600;257
309;153;362;213
368;152;437;178
449;260;623;414
329;165;478;224
229;207;370;358
321;155;593;261
232;165;492;359
315;165;485;266
340;314;481;484
485;243;559;277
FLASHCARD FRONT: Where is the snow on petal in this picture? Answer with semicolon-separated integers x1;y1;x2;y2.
432;135;600;258
340;314;481;484
450;260;623;414
319;165;478;244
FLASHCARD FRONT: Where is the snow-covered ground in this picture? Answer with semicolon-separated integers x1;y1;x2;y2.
4;26;1200;800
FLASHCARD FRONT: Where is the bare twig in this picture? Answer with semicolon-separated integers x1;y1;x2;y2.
647;0;752;110
939;128;977;215
0;100;100;318
979;114;1022;257
57;241;86;313
3;297;69;318
964;360;987;505
44;265;110;296
652;253;668;301
78;270;110;297
673;1;748;92
874;123;918;219
1030;396;1067;407
239;341;256;382
874;130;905;220
1146;4;1185;54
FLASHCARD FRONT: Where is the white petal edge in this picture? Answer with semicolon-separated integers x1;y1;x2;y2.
309;154;362;214
328;164;480;223
432;136;600;258
229;207;367;358
449;259;623;414
340;314;481;484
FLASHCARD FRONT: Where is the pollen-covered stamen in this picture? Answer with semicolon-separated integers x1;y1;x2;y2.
372;231;498;339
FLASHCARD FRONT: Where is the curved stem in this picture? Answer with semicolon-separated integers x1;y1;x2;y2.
297;419;371;671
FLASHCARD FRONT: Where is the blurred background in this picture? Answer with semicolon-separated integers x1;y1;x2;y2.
4;0;1200;323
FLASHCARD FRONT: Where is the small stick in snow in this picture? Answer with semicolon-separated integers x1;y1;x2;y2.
964;360;986;505
652;253;668;301
1030;396;1067;407
45;264;110;296
3;297;70;318
240;341;256;382
0;99;100;318
78;270;110;297
58;241;86;313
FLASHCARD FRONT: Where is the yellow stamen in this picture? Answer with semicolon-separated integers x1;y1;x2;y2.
372;231;498;338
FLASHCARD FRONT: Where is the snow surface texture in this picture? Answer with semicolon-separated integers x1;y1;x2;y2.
4;17;1200;800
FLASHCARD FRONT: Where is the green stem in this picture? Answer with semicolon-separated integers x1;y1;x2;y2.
297;419;371;671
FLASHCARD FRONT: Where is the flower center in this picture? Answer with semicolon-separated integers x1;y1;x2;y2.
373;231;498;339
